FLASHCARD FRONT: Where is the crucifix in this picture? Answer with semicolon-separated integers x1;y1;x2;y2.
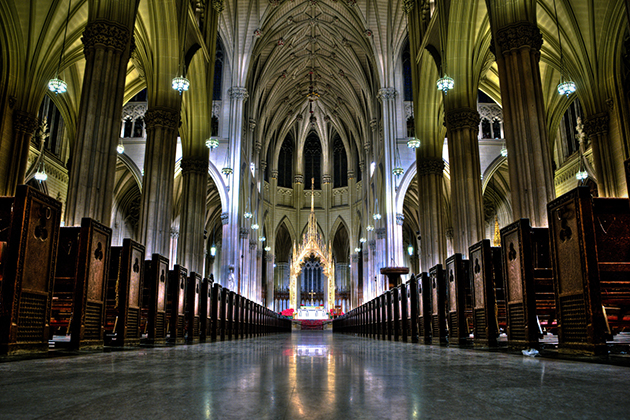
309;290;316;306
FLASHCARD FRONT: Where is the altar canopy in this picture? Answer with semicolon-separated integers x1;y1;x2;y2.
290;181;335;310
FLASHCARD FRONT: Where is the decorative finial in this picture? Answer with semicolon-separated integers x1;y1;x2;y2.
311;177;315;212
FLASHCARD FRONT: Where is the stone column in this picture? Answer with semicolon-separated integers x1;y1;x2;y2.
177;155;209;273
266;253;274;309
490;17;554;226
222;87;247;283
416;157;447;271
585;113;615;197
445;108;484;256
7;111;38;195
351;253;359;309
139;107;180;259
219;211;229;286
65;17;137;226
377;87;404;266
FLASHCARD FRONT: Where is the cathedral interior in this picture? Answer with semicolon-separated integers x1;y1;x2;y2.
1;0;630;418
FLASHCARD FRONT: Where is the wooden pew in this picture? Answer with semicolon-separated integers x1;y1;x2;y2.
501;219;556;349
238;295;245;339
186;272;201;344
417;273;432;344
0;185;62;354
143;254;169;345
384;290;393;340
199;277;213;342
430;264;447;344
400;282;409;342
377;294;385;339
446;254;471;346
406;277;419;343
226;290;235;340
105;239;144;347
233;293;241;339
210;283;223;341
469;240;503;347
51;218;111;350
369;299;376;339
167;265;187;344
392;287;401;341
548;186;630;354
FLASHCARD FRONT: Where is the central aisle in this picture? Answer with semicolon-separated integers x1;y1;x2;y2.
1;332;629;419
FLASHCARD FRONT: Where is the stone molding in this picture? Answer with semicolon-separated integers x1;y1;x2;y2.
240;227;249;239
122;102;147;121
584;113;609;137
376;227;386;239
221;212;229;225
144;107;180;130
495;22;543;54
368;240;376;250
396;213;404;226
352;254;359;263
322;174;331;184
369;119;378;132
229;86;248;100
377;87;397;101
180;157;208;175
445;108;481;131
212;0;225;13
271;170;278;179
417;157;445;176
82;20;131;55
212;101;221;118
13;111;38;134
294;174;304;184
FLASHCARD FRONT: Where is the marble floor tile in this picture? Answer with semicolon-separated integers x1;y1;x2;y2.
0;331;629;419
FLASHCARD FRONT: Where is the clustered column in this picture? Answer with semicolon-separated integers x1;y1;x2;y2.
490;18;555;226
65;18;137;226
177;155;209;273
445;108;484;256
139;107;180;259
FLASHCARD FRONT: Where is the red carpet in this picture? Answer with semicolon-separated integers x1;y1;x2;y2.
300;320;324;330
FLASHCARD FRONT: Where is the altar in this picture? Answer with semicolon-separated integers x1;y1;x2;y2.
296;306;328;320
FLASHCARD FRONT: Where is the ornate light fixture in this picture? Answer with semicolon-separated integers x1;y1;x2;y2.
221;167;233;176
373;199;381;220
264;246;272;252
553;0;576;97
407;244;414;256
34;162;48;182
244;211;253;219
436;75;454;94
206;137;219;149
172;7;190;94
407;137;421;149
366;225;374;232
117;138;125;154
575;169;588;181
210;244;216;257
392;142;404;177
359;237;367;243
48;0;72;94
355;247;361;253
251;223;259;230
500;142;508;157
260;236;266;242
222;140;233;176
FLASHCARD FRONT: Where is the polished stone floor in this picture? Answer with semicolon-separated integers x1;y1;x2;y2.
1;331;629;419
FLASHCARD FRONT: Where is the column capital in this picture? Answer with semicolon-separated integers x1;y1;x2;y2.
396;213;404;226
352;254;359;263
212;0;225;13
144;107;180;130
221;212;229;225
229;86;249;100
180;157;208;175
82;20;131;55
445;107;480;131
13;111;38;134
494;21;543;55
369;118;378;131
377;87;397;101
294;174;304;184
249;118;257;131
584;113;610;137
240;227;249;239
322;174;331;184
417;157;445;176
271;170;278;179
376;227;386;239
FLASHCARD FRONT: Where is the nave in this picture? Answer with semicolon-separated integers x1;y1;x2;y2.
1;331;629;420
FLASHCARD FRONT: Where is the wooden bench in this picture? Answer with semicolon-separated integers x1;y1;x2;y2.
225;290;235;340
446;254;472;346
185;272;202;344
430;264;447;345
51;218;111;350
0;185;61;354
548;186;630;354
501;219;555;349
469;239;504;347
417;273;432;344
406;277;419;343
199;277;213;342
143;254;169;345
167;264;187;344
105;239;144;347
